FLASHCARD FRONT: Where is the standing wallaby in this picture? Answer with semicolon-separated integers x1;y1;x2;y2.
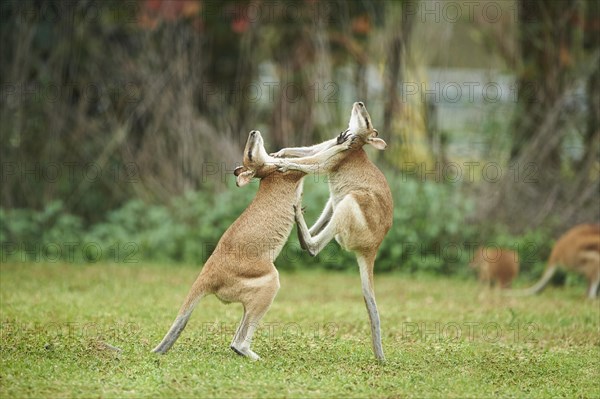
470;247;519;289
510;224;599;299
272;102;393;362
152;130;353;360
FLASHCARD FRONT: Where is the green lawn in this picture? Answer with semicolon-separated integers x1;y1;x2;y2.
1;262;598;398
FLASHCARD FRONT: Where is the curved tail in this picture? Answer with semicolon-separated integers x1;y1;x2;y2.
506;265;557;297
152;278;207;354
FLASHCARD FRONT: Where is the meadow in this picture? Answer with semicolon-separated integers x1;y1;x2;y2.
1;262;598;398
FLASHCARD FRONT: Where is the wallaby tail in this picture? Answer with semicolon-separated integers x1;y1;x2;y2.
506;265;557;297
152;278;208;354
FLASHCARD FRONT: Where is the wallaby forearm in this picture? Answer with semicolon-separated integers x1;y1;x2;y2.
272;138;338;158
308;198;333;236
273;139;352;174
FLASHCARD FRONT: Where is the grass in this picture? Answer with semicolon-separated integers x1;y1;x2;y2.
1;262;599;398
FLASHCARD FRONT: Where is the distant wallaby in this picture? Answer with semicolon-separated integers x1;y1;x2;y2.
272;102;393;362
470;247;519;289
510;224;600;299
152;130;353;360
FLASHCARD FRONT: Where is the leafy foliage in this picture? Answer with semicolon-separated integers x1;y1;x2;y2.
1;173;555;277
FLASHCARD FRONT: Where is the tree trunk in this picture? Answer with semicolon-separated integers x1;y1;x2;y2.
383;0;415;136
479;0;587;231
581;0;600;170
510;0;577;173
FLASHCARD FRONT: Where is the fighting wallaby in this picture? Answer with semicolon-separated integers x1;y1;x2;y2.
152;130;353;360
272;102;393;362
470;247;519;289
511;224;599;299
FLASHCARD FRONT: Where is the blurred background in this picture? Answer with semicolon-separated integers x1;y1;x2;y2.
1;0;598;282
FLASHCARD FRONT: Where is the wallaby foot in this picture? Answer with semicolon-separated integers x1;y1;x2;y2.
230;344;261;361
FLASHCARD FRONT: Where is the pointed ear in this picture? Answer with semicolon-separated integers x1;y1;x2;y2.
367;137;387;150
234;166;245;176
236;169;255;187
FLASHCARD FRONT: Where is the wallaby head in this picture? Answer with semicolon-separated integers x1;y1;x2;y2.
347;102;387;150
470;246;519;288
234;130;277;186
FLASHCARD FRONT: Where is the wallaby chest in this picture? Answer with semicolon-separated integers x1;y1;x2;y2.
328;150;391;210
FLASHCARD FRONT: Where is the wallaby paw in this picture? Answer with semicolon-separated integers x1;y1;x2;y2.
276;160;290;173
293;205;305;218
336;129;350;144
270;150;286;158
344;135;358;149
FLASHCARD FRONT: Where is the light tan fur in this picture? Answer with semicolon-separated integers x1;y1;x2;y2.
470;247;519;289
511;224;600;299
152;130;353;360
271;102;393;362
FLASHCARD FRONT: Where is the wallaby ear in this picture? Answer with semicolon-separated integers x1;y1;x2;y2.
367;137;387;150
236;169;255;187
233;166;245;176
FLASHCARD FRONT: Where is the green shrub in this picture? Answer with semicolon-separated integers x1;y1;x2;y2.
0;173;557;276
376;176;477;275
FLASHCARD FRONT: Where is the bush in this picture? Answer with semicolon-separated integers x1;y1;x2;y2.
376;177;476;274
0;174;556;276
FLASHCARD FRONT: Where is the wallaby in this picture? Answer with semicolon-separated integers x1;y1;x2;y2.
470;247;519;289
510;224;599;299
272;102;393;362
152;130;353;360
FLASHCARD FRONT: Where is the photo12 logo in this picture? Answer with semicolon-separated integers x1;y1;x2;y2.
401;162;538;184
1;81;141;105
1;162;140;184
403;1;514;24
5;1;139;25
200;81;338;105
1;241;139;263
0;320;140;341
399;321;538;344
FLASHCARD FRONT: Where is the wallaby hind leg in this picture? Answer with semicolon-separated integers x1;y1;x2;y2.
588;276;600;299
357;254;385;362
587;266;600;299
308;198;333;236
294;196;358;256
231;310;249;348
230;272;280;361
295;198;385;361
583;252;600;299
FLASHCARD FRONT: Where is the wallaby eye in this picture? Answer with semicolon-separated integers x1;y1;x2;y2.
364;118;370;129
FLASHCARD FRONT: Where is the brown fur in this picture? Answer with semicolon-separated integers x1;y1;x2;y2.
470;247;519;289
512;224;600;299
271;102;393;361
151;130;353;360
